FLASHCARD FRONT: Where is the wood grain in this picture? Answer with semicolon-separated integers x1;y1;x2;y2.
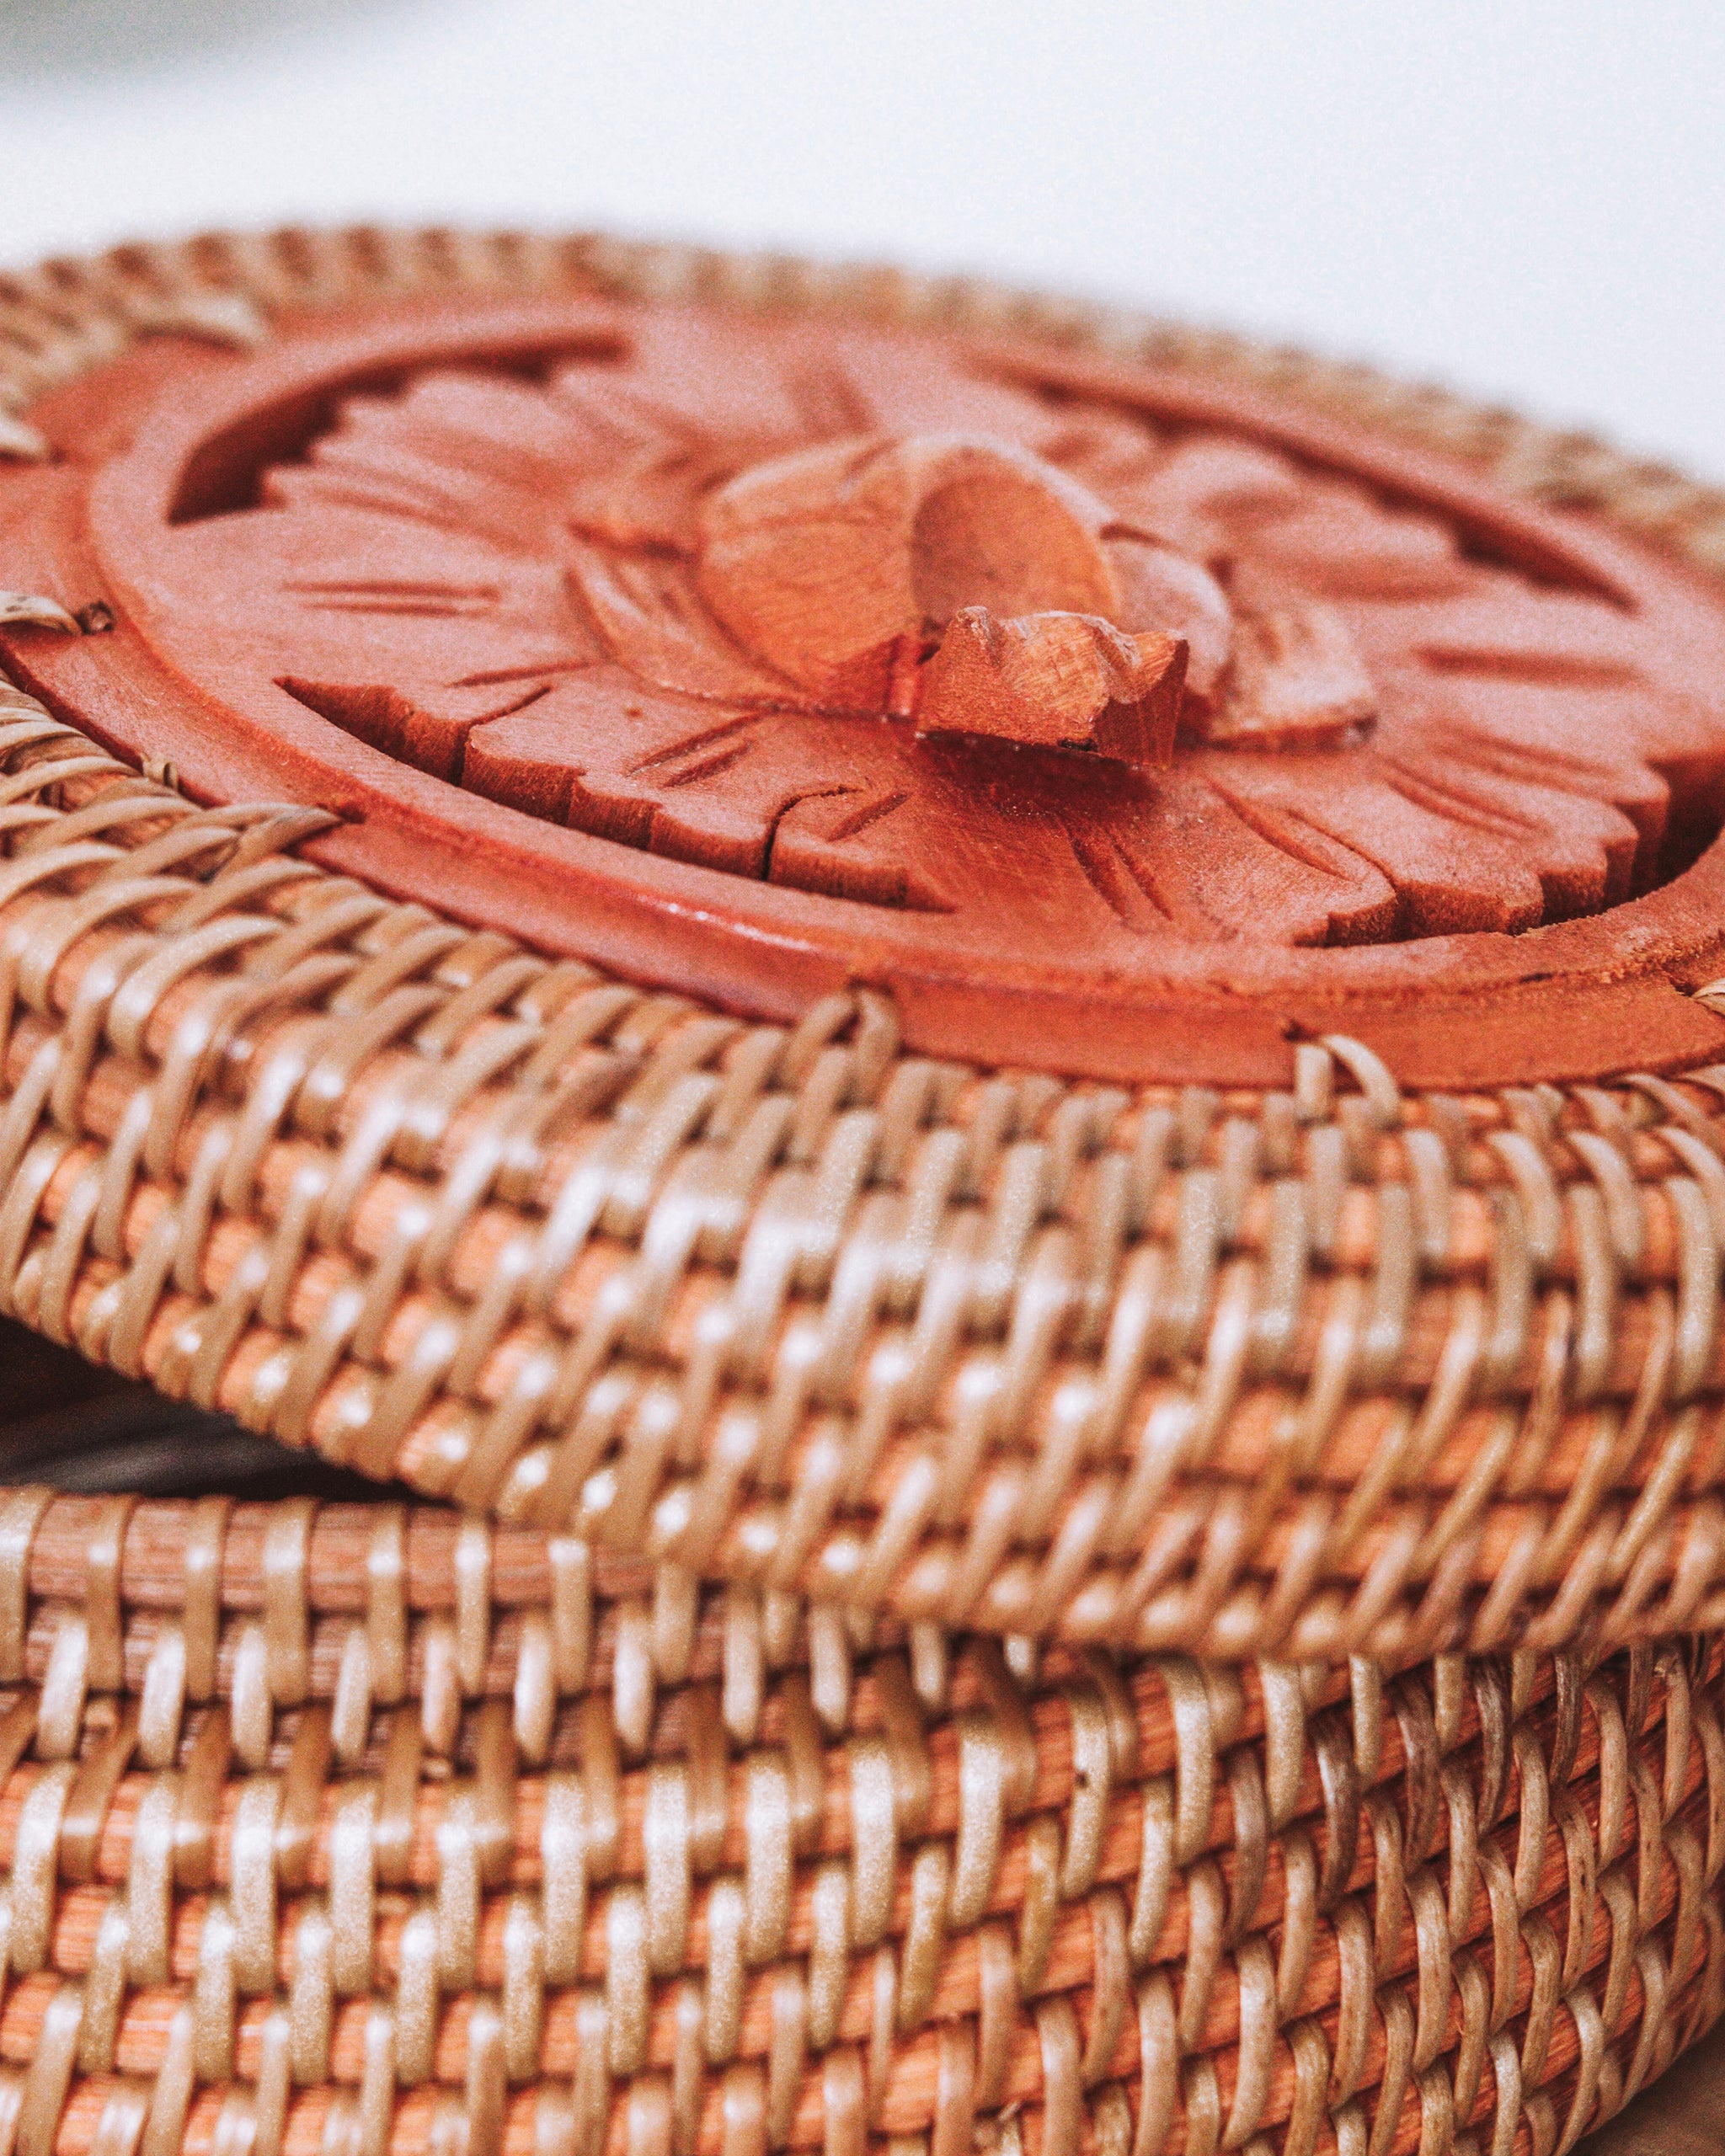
6;292;1725;1084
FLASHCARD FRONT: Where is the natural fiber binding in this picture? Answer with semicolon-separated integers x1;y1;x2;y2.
1;696;1724;1657
0;1486;1714;2156
0;227;1723;2156
0;232;1724;1659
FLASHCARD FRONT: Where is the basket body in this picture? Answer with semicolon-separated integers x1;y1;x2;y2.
0;1483;1716;2156
0;227;1722;2156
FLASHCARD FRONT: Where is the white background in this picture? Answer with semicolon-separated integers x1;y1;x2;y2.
1;0;1722;482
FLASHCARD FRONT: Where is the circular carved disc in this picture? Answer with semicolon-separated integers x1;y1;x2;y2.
6;290;1725;1086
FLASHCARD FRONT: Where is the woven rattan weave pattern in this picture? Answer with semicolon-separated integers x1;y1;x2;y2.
0;1491;1715;2156
2;231;1725;1661
2;228;1725;2156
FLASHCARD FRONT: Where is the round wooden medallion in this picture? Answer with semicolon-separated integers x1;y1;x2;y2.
6;290;1725;1087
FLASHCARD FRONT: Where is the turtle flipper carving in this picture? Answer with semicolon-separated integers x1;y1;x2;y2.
286;664;959;911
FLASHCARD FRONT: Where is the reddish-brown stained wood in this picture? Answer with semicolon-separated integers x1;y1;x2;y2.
916;611;1186;766
1206;601;1374;747
694;433;1124;705
5;292;1725;1085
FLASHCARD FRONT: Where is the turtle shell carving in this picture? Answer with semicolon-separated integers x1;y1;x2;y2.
6;292;1725;1084
176;312;1722;940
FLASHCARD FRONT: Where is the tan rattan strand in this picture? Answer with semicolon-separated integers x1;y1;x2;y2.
1;227;1725;2156
2;232;1725;1662
0;1491;1712;2155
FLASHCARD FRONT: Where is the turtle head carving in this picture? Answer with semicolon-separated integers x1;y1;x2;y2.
697;433;1127;688
692;431;1228;766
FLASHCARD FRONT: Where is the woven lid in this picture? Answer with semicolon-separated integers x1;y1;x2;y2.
7;280;1725;1088
4;232;1725;1666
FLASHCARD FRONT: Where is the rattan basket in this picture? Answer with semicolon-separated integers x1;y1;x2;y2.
0;226;1722;2156
0;1492;1714;2156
